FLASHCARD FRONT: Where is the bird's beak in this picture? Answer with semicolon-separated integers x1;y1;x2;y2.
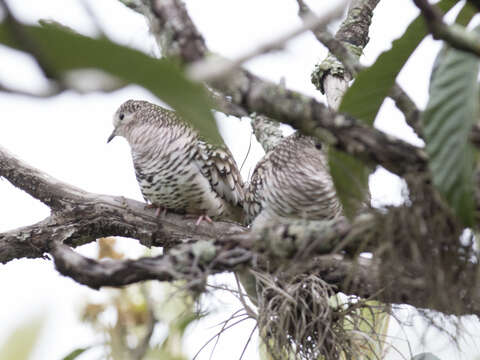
107;130;116;143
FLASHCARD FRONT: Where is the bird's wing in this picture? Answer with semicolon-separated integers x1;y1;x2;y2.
194;141;244;208
244;157;267;224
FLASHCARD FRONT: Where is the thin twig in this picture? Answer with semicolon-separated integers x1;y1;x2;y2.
187;0;349;82
239;324;258;360
235;273;258;318
413;0;480;56
192;316;252;360
209;310;250;360
0;83;63;98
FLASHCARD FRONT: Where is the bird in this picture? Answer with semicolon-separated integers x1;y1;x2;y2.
244;132;343;226
107;99;245;224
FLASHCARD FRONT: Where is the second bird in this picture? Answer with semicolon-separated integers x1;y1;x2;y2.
244;133;344;226
108;100;245;224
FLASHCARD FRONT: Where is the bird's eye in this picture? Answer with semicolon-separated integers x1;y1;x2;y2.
119;113;125;120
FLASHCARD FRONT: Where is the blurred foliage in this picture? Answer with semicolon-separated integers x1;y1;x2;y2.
61;347;91;360
0;316;45;360
340;300;390;360
0;20;223;146
411;353;441;360
422;27;480;226
63;237;200;360
328;148;370;220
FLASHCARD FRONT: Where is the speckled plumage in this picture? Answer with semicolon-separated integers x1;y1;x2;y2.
109;100;244;223
244;133;343;225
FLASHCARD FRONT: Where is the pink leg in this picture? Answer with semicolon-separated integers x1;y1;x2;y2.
145;203;167;217
195;214;213;226
155;207;168;217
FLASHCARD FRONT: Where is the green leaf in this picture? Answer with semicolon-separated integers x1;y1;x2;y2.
0;22;223;146
328;148;370;219
339;0;458;125
0;316;45;360
423;30;480;226
330;0;467;219
454;1;477;27
61;348;88;360
61;347;92;360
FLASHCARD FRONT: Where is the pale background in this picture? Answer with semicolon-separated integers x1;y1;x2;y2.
1;0;480;359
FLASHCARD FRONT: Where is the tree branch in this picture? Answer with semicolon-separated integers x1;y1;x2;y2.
388;83;422;136
310;0;379;100
413;0;480;56
49;242;480;316
300;0;422;133
296;0;359;75
0;82;63;98
187;0;348;82
0;145;244;264
211;71;428;176
0;145;88;209
249;114;284;153
2;144;480;316
121;0;428;177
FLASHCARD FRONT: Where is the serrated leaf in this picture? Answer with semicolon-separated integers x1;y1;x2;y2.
61;347;92;360
339;0;458;125
328;148;370;219
0;316;44;360
423;29;480;226
0;22;223;146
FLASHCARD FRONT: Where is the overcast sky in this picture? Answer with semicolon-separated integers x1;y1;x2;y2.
1;1;480;359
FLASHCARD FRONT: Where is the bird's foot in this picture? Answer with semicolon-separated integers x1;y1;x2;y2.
144;203;168;217
155;207;168;217
195;214;213;226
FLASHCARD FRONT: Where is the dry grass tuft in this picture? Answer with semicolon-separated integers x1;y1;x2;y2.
254;271;390;360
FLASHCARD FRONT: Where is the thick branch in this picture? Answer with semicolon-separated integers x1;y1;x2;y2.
0;145;88;209
0;145;243;263
297;0;358;75
300;0;421;133
0;199;241;264
310;0;379;97
211;71;428;176
2;145;480;316
49;241;480;316
150;0;207;63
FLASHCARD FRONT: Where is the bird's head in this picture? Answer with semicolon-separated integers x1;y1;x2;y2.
107;99;148;143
